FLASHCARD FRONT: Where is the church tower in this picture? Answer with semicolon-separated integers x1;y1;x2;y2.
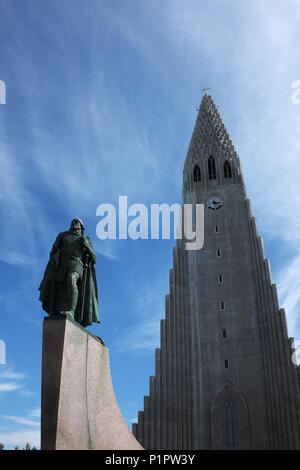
132;94;300;450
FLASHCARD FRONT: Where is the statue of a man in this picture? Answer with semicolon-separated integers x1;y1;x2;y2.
39;218;100;327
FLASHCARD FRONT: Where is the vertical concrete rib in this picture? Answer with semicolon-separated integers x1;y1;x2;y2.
261;257;287;448
160;318;167;449
132;423;137;439
275;300;300;448
173;246;181;448
143;396;150;450
249;217;276;448
155;348;161;449
178;238;186;449
268;279;295;448
165;292;172;449
137;411;144;445
184;190;193;450
149;376;155;449
170;266;177;449
257;237;281;448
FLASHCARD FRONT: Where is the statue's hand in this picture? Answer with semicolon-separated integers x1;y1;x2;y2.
81;236;93;258
81;236;89;248
81;236;96;263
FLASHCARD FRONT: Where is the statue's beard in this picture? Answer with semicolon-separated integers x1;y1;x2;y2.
72;227;82;235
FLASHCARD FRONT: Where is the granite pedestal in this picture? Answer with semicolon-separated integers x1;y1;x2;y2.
41;316;143;450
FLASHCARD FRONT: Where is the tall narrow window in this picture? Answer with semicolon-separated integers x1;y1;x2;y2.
216;249;222;258
218;274;223;284
214;225;219;233
208;156;216;180
224;160;232;178
224;359;229;369
193;164;201;182
222;329;227;339
222;397;238;450
220;301;225;311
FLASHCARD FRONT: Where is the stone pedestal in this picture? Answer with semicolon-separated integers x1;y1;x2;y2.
41;316;143;450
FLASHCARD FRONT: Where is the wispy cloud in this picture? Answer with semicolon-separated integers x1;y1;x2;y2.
0;368;26;395
0;369;26;380
18;389;38;398
116;278;166;352
1;415;40;428
117;315;161;353
277;253;300;334
94;243;120;262
0;382;22;393
28;408;41;419
0;251;38;267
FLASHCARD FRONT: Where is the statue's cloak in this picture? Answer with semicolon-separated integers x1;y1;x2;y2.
39;247;100;328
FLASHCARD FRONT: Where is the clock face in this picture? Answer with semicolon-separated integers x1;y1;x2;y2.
207;195;223;210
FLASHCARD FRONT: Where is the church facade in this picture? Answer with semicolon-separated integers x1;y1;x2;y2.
132;94;300;450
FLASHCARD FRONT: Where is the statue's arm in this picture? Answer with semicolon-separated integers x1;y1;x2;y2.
82;237;96;264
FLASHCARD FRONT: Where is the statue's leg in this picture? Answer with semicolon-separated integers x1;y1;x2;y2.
55;282;69;313
65;271;80;319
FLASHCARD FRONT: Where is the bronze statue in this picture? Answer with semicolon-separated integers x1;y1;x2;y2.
39;218;100;327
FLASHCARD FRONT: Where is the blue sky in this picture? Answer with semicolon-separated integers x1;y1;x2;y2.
1;0;300;449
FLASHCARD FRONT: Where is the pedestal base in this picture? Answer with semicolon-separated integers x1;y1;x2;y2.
41;316;143;450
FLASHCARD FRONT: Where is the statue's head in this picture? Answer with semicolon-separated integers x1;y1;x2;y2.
70;218;85;236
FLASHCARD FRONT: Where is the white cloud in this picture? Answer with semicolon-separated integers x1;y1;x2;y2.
0;251;38;267
94;243;120;262
0;383;22;393
1;415;40;428
18;389;38;398
0;369;26;381
0;368;27;395
28;408;41;419
117;316;161;352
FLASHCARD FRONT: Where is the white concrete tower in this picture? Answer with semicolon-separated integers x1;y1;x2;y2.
133;94;300;449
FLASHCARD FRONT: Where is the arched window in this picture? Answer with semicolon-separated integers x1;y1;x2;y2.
224;160;232;178
193;164;201;182
208;156;216;180
222;397;239;450
211;383;250;450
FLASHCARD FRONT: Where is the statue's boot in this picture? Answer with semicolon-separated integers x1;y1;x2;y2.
66;284;79;320
65;290;78;320
60;272;79;320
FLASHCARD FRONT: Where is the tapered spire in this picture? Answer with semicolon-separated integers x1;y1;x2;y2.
183;94;241;194
184;94;237;173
